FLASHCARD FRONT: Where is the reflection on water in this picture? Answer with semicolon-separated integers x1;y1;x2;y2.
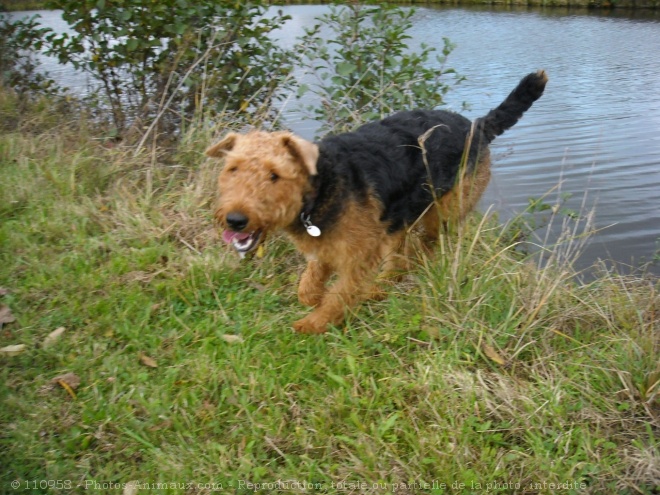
8;6;660;275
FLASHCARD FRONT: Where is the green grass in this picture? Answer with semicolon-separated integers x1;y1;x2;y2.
0;89;658;494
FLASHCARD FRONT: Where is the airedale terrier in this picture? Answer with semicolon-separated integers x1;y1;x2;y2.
207;70;548;334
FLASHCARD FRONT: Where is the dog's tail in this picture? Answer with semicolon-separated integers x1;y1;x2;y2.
476;70;548;143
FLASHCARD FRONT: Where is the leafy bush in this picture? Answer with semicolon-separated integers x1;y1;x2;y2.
3;2;462;145
41;0;295;135
296;4;461;136
0;13;60;97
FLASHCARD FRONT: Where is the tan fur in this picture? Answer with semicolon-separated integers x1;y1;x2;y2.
208;131;489;334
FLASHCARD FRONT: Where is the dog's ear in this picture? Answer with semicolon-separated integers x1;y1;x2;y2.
281;134;319;176
206;132;239;157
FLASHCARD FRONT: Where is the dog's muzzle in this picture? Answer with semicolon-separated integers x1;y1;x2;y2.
222;211;263;258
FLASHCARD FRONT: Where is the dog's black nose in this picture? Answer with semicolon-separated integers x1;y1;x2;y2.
226;211;249;231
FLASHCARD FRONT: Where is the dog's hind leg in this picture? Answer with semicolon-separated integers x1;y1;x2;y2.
370;231;407;300
435;154;492;232
420;205;441;246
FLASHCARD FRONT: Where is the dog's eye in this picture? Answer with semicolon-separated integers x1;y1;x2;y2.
228;166;238;173
270;172;279;182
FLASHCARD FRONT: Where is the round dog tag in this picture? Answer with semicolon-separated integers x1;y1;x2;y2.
301;212;321;237
306;225;321;237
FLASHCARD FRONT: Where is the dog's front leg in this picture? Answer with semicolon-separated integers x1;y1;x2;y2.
293;257;380;334
298;260;333;307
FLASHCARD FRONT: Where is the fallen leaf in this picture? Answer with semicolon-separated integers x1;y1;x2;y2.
57;380;77;399
51;372;81;390
43;327;66;348
221;334;244;344
0;344;26;356
482;343;508;366
0;305;16;324
123;481;139;495
51;372;81;399
139;353;158;368
0;287;9;296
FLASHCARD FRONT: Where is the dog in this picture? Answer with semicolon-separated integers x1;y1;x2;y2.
207;70;548;334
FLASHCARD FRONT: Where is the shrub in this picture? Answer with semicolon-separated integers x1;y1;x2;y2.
40;0;295;135
296;4;461;136
0;13;60;97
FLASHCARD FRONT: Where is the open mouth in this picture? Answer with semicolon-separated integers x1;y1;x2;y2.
222;229;263;258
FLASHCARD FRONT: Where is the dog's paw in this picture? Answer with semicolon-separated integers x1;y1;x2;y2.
293;314;328;334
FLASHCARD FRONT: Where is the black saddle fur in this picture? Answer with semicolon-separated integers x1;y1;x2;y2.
300;71;547;235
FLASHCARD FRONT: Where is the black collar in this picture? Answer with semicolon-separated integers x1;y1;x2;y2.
300;175;320;220
299;174;322;235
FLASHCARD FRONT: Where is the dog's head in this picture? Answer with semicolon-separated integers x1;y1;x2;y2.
206;130;319;257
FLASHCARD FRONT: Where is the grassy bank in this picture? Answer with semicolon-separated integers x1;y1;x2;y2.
1;89;658;494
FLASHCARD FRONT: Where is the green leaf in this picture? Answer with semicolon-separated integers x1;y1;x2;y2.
296;83;310;98
336;62;358;77
125;38;138;52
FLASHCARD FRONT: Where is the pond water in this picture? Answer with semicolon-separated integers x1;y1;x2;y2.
9;6;660;275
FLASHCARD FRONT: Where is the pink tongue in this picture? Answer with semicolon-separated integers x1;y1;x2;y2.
222;230;251;244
